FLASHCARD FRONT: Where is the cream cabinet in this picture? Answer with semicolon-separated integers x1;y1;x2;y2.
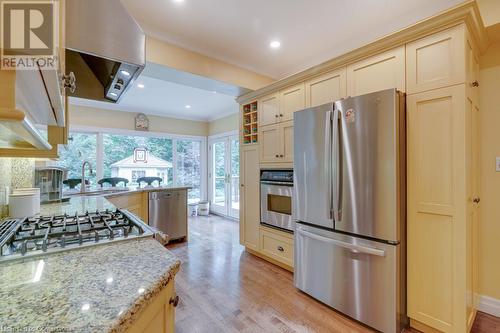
305;68;347;107
346;46;405;97
279;83;305;122
259;226;294;268
406;25;466;94
407;83;480;333
259;93;280;126
125;279;176;333
239;145;260;251
259;121;294;164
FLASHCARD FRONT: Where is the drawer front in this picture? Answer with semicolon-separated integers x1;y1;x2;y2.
260;228;293;267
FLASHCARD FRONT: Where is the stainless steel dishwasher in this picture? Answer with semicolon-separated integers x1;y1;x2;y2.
149;190;187;241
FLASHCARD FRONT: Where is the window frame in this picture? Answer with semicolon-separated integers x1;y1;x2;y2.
65;125;208;201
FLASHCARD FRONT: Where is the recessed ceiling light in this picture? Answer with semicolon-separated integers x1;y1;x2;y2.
137;83;145;89
212;91;217;94
270;40;281;49
185;105;191;109
120;70;131;76
173;0;184;3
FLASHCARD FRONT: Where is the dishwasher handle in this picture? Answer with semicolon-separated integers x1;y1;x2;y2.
149;192;175;200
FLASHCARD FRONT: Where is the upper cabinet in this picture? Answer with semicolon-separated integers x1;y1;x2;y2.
279;83;305;122
259;93;280;126
305;68;347;107
347;46;405;97
406;25;466;94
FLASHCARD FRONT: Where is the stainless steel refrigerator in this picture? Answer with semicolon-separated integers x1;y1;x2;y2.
293;89;407;333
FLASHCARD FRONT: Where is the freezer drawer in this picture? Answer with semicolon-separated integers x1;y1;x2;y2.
294;224;405;333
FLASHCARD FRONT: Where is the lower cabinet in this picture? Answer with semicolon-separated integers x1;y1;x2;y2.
106;192;149;222
125;279;177;333
259;226;293;268
240;145;260;251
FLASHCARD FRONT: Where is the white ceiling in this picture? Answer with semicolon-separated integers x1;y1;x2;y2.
121;0;464;79
70;75;239;122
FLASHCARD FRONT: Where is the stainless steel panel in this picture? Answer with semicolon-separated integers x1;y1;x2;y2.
293;103;334;229
334;89;404;242
149;191;187;240
261;182;294;232
294;224;405;333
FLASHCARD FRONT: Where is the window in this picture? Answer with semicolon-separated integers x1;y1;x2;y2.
176;139;202;202
57;129;205;201
57;132;97;184
103;134;173;186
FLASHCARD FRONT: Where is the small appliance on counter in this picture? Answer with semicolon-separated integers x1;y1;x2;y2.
260;169;294;232
35;167;67;203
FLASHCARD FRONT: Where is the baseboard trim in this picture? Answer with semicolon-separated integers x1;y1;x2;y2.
478;295;500;318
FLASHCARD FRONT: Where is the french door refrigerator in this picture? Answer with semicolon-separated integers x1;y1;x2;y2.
293;89;407;333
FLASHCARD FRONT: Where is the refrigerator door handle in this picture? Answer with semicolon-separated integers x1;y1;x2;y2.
325;109;333;219
297;228;386;257
332;107;342;221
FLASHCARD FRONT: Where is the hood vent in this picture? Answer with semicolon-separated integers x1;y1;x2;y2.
65;0;146;103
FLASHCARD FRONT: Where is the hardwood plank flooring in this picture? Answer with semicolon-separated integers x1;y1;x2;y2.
167;215;499;333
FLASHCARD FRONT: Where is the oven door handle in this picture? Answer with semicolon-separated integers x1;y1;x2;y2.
260;181;294;186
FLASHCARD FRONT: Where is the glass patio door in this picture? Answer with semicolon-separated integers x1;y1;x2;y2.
209;135;239;218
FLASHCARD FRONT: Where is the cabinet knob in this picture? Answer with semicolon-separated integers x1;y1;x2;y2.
471;81;479;87
279;114;283;117
279;154;284;158
275;114;279;118
277;246;284;252
240;184;244;187
473;197;481;204
275;154;279;158
169;295;180;307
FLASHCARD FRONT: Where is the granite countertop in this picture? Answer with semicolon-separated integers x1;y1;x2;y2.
40;185;191;216
0;238;181;333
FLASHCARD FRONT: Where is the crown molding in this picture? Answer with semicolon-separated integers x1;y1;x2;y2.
237;0;489;104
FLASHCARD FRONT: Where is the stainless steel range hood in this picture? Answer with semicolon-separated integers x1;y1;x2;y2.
66;0;146;103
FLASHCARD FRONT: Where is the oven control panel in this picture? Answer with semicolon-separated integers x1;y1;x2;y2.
260;169;294;183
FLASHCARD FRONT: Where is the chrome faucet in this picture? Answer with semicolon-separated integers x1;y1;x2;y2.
81;161;93;193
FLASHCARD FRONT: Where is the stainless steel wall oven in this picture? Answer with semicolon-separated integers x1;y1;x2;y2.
260;169;294;232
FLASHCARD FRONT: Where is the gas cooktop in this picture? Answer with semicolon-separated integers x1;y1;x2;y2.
0;209;153;261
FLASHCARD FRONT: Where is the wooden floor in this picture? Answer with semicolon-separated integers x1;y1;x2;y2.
167;215;499;333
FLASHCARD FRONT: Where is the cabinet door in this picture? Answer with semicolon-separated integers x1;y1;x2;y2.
259;124;281;163
406;25;466;94
346;46;405;97
465;34;479;107
407;85;466;333
259;93;279;126
305;68;347;107
280;121;294;163
280;83;305;122
240;145;260;250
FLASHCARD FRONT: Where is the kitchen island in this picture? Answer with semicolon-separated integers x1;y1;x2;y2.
0;190;184;333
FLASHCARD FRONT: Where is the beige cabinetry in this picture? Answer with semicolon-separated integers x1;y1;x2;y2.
406;25;466;94
346;45;405;97
125;279;177;333
239;145;260;251
407;23;480;333
259;226;294;268
305;68;347;107
279;83;305;122
259;93;280;126
259;121;294;164
107;192;149;222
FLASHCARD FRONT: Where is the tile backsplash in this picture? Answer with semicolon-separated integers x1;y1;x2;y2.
0;158;36;218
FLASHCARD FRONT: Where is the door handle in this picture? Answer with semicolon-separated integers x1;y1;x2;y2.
297;228;386;257
473;197;480;204
332;107;342;221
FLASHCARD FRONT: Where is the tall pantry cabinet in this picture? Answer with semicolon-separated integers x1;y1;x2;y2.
406;24;481;333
